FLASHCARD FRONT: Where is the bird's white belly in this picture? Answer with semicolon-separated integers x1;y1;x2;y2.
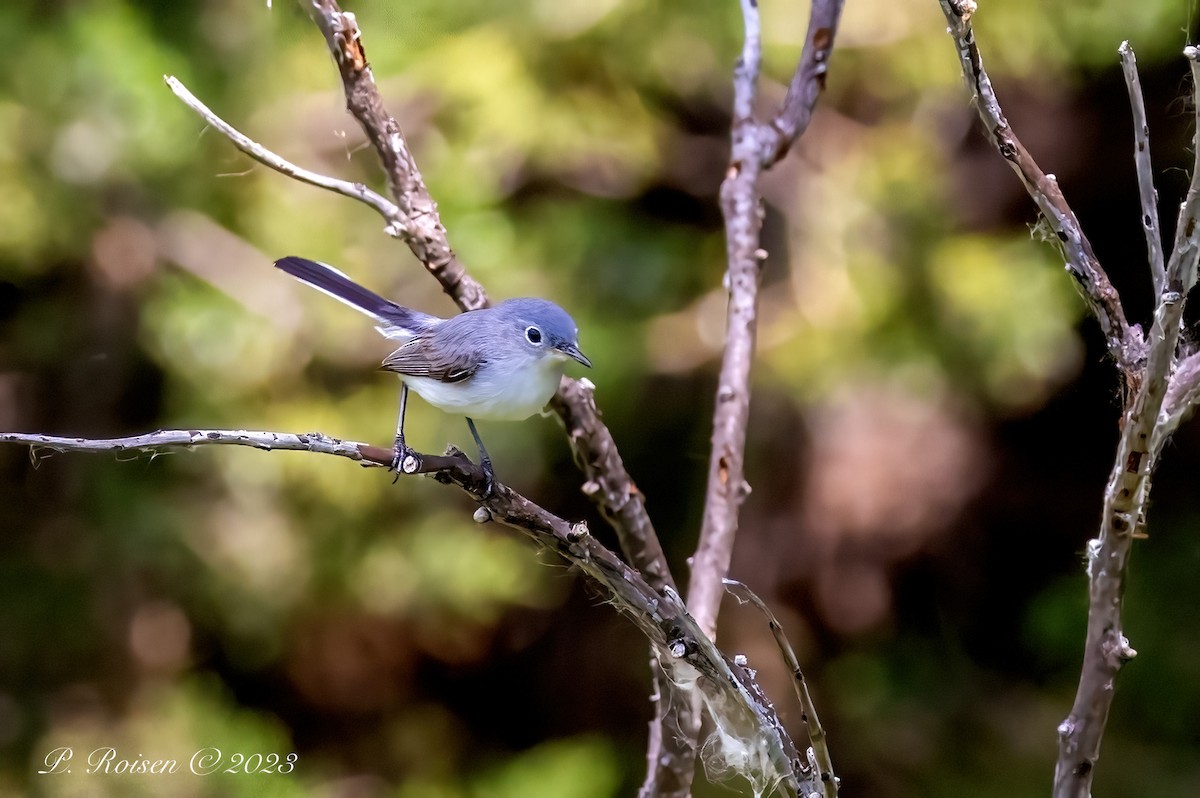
403;362;564;421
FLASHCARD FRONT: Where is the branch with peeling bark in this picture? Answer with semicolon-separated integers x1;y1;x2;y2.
937;4;1200;795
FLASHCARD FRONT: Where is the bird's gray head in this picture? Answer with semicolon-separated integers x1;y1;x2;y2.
496;298;591;368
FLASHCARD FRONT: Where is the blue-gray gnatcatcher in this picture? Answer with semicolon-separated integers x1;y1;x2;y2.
274;256;590;493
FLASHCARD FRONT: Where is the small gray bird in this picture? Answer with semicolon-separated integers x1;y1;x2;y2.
274;256;590;495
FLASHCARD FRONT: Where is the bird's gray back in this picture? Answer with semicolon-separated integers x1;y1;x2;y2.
381;315;490;382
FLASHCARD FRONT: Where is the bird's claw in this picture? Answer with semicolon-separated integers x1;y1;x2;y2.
479;458;496;500
389;438;414;484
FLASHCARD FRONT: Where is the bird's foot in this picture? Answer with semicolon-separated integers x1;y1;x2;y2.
479;457;496;500
389;437;416;484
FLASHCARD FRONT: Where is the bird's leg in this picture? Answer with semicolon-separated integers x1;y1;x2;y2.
390;382;412;481
465;417;495;498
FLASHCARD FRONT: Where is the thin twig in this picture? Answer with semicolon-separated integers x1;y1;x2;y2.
164;76;404;228
688;0;844;640
1118;41;1166;297
937;0;1143;374
6;428;378;465
724;579;837;798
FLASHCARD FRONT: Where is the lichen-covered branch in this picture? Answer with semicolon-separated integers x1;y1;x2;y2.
688;0;844;640
1050;45;1200;798
936;11;1200;795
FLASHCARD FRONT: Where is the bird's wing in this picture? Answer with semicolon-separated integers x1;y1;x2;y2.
380;335;484;383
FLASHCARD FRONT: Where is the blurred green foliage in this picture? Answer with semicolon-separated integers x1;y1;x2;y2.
3;0;1200;796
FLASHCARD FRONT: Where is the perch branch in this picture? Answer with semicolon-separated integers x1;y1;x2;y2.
1052;45;1200;798
1118;42;1166;297
688;0;844;640
937;0;1143;374
0;427;802;797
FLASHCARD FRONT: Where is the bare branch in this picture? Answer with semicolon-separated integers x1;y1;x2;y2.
936;0;1143;374
1118;42;1166;296
2;428;498;494
725;579;837;798
164;76;404;228
689;0;765;644
934;8;1200;796
551;379;698;796
550;380;699;797
688;0;844;640
551;379;673;592
5;428;377;464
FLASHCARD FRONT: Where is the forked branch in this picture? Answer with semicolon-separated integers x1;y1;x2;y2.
688;0;844;639
936;6;1200;796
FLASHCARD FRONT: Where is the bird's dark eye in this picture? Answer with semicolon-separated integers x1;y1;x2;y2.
525;326;543;344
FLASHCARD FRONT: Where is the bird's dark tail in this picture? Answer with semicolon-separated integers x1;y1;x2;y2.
274;256;434;334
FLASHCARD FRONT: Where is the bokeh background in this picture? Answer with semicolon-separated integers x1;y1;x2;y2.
2;0;1200;795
